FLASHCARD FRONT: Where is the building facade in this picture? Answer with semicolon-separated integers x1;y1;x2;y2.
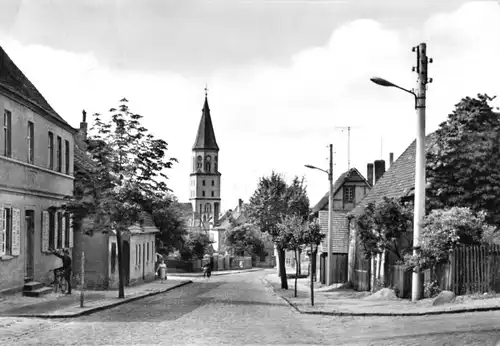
189;92;221;229
0;46;76;294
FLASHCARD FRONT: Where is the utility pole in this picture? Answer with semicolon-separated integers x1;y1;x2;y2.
326;144;334;286
411;43;432;302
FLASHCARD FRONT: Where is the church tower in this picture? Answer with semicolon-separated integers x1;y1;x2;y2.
189;89;221;228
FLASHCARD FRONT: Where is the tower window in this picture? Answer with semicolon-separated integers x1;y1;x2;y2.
211;191;214;197
202;191;205;197
203;180;206;186
211;180;214;186
206;163;211;172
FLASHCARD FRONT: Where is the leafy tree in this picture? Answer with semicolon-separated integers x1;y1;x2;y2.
404;207;494;272
277;215;305;297
224;223;267;258
184;231;213;260
427;94;500;227
65;98;176;298
247;172;310;289
355;197;414;261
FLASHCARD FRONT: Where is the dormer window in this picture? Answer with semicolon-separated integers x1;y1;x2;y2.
344;186;354;203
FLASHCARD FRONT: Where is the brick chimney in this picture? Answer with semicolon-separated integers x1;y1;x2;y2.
374;160;386;184
75;109;88;150
367;163;374;186
238;198;243;211
389;152;394;167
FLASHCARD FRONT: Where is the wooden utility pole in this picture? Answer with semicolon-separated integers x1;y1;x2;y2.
411;43;432;302
326;144;333;286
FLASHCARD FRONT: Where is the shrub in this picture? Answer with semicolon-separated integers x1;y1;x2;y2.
424;280;441;298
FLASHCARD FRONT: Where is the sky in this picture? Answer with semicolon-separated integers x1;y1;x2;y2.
1;0;499;212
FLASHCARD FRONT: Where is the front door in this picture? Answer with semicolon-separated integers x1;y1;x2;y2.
25;211;35;280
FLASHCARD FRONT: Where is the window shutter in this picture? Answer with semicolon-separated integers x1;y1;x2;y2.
54;213;59;249
0;206;5;256
61;214;66;248
42;211;49;252
11;208;20;256
69;214;74;248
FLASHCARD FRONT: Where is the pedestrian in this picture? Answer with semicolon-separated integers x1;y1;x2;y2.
157;259;167;283
203;262;212;279
50;248;72;295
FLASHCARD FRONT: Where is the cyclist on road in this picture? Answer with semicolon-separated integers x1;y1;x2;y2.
50;248;72;295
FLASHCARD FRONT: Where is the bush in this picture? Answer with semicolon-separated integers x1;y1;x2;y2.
424;280;441;298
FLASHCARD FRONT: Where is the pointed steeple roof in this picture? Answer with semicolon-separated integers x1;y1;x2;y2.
0;46;72;128
192;94;219;151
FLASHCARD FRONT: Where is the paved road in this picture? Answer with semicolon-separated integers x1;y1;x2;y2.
1;270;499;345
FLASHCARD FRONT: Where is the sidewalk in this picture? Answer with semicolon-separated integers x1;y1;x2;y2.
0;279;192;318
170;267;264;277
263;273;500;316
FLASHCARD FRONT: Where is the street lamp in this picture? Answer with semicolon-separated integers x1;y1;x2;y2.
305;143;334;286
370;43;430;302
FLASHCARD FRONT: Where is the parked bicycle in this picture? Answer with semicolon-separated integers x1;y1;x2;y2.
50;268;68;294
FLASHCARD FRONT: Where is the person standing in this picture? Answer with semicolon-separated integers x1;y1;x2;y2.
50;248;72;294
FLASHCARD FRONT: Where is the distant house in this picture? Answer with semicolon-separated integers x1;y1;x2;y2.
71;113;159;289
348;134;438;291
0;45;77;295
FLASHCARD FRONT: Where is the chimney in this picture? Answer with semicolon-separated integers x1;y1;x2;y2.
238;198;243;211
76;110;88;149
374;160;386;184
367;163;374;186
389;152;394;167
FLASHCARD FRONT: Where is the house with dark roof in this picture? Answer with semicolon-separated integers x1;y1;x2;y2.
347;134;438;291
302;167;373;284
0;45;78;296
70;113;160;289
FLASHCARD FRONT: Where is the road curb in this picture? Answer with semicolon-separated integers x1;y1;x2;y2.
6;280;193;319
262;278;500;317
171;268;264;277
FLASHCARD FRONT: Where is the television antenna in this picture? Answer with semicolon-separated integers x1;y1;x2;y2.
334;126;362;170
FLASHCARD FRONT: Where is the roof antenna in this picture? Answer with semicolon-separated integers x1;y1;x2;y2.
205;84;208;98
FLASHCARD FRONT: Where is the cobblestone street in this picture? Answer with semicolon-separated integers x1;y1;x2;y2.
1;270;500;345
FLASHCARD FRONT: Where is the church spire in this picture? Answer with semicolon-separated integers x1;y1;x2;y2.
192;88;219;151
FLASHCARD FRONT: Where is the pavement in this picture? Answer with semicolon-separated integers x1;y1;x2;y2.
0;279;192;318
263;273;500;316
170;267;264;277
1;269;500;345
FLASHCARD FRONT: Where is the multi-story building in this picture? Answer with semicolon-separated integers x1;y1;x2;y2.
0;46;76;294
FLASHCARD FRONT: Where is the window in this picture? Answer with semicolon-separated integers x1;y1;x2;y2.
205;203;211;213
111;243;117;274
202;191;205;197
211;191;214;197
57;212;63;248
3;110;11;157
56;136;62;172
205;163;211;172
202;180;205;186
27;121;34;164
138;244;141;265
48;132;54;169
147;242;149;262
3;208;12;255
211;180;214;186
64;213;70;248
65;140;70;174
344;186;354;203
214;162;218;172
48;211;55;249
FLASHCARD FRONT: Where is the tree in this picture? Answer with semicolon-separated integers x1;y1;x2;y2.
404;207;494;273
184;231;213;260
427;94;500;227
277;215;305;297
224;223;267;258
302;220;326;306
247;172;310;289
65;98;176;298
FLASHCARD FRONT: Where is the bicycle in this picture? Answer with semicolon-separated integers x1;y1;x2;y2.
50;268;68;294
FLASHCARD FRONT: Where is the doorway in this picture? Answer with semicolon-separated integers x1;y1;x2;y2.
122;241;130;286
25;210;35;280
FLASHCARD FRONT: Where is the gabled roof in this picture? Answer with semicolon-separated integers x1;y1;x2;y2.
192;96;219;151
0;46;73;130
312;167;371;213
74;144;96;173
351;132;438;216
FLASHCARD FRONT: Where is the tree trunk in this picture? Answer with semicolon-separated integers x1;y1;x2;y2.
294;251;299;298
310;243;314;306
312;248;317;282
277;247;288;289
116;229;125;299
297;248;302;275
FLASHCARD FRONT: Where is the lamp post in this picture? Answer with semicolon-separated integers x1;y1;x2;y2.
305;144;334;286
370;43;431;302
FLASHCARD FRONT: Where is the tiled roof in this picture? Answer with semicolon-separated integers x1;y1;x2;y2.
0;46;72;128
74;144;96;172
351;132;438;216
192;96;219;150
312;168;370;213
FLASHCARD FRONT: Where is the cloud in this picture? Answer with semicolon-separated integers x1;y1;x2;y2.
1;1;499;210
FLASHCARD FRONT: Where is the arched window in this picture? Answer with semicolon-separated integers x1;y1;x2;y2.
206;162;211;172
